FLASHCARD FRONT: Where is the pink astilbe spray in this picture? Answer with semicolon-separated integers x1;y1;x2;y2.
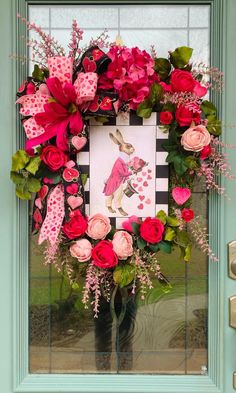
82;264;112;317
89;29;112;49
16;14;66;66
197;137;236;194
68;19;84;60
162;91;202;110
192;62;224;93
189;217;219;262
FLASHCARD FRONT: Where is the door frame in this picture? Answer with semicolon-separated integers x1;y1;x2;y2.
1;0;236;392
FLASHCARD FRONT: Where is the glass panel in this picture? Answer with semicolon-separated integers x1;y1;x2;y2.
28;3;210;375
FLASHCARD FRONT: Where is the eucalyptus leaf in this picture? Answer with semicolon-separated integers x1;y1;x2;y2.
113;265;135;288
11;150;30;172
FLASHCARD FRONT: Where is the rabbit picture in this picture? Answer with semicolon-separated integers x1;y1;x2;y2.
103;129;135;216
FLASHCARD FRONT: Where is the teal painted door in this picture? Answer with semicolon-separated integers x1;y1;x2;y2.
1;0;236;392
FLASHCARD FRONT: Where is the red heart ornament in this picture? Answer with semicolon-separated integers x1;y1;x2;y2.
143;181;148;187
39;185;48;201
63;168;79;182
89;96;100;112
172;187;191;205
100;97;112;111
148;169;152;173
66;183;79;195
139;195;145;201
82;57;96;72
133;183;138;188
147;175;152;180
92;48;103;61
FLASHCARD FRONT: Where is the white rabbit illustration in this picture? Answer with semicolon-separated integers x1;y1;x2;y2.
103;129;135;216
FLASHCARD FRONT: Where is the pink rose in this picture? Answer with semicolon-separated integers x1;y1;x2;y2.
70;239;92;262
181;125;211;152
112;231;133;260
122;215;141;232
87;213;111;240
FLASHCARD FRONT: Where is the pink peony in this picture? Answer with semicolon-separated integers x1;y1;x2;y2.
112;231;133;260
86;213;111;240
70;239;92;262
181;125;211;152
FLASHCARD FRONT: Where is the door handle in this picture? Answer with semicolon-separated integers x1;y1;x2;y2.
229;296;236;328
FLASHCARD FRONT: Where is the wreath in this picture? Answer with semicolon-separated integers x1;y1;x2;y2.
11;16;231;316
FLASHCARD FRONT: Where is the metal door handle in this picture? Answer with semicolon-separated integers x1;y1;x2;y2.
229;296;236;328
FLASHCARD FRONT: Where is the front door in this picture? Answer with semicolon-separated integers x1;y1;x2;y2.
1;0;236;392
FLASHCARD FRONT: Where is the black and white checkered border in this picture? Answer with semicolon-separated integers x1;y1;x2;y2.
78;112;169;227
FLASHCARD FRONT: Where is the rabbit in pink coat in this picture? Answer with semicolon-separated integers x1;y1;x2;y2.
103;129;134;216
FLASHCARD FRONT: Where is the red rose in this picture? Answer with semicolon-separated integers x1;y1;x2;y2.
41;145;68;171
62;210;88;239
92;240;118;269
160;111;173;125
181;208;195;222
200;144;212;160
175;105;201;127
170;69;196;93
140;217;164;244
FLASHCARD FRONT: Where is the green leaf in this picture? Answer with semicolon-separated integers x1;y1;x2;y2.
137;99;153;118
27;177;41;193
15;184;31;200
150;83;164;104
158;241;172;254
95;116;109;124
169;46;193;69
32;64;45;81
166;216;180;227
71;282;79;290
207;118;222;136
113;265;135;288
149;243;160;252
10;171;25;185
81;173;88;186
173;155;188;176
166;150;179;163
156;210;167;224
154;58;171;80
184;244;192;262
11;150;30;171
131;222;141;235
25;156;41;175
137;237;147;250
175;230;191;248
164;227;176;241
185;156;198;170
201;100;217;117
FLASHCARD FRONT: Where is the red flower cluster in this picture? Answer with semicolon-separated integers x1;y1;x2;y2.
98;46;158;110
62;210;88;239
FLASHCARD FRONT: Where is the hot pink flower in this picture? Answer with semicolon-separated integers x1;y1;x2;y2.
122;215;141;232
31;77;84;151
98;46;158;110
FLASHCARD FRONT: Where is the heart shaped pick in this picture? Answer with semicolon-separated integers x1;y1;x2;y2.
172;187;191;205
71;136;87;151
67;196;83;210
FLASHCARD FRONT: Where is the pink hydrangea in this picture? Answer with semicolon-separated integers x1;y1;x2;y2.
98;46;158;110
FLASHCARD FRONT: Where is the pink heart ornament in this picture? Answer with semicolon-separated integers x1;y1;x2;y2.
67;196;83;209
138;186;143;192
71;136;87;151
172;187;191;205
138;203;144;210
145;198;151;205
